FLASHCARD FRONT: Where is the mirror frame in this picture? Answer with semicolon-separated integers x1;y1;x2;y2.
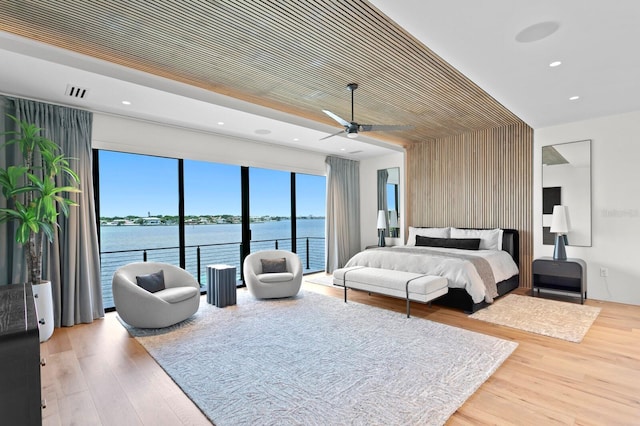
542;139;592;247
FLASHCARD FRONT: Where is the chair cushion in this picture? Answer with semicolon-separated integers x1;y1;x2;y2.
136;270;165;293
261;258;287;273
258;272;294;283
155;286;199;303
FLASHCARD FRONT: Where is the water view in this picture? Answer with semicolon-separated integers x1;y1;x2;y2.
97;151;328;309
100;218;326;308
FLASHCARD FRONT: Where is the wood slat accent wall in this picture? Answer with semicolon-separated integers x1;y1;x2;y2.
0;0;523;146
406;122;533;288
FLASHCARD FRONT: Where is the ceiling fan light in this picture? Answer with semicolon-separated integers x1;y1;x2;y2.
347;131;358;139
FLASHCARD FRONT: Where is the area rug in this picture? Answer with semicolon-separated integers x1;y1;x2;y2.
303;273;335;287
123;290;517;425
469;294;601;343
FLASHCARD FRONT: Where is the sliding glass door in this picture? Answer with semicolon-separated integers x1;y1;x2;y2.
295;173;326;272
183;160;242;284
97;151;179;309
248;167;291;252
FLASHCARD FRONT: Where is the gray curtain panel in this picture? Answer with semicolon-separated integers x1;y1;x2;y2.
325;156;361;272
0;98;24;285
3;96;104;326
377;168;389;237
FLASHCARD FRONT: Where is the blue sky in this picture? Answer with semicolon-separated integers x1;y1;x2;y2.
98;151;326;217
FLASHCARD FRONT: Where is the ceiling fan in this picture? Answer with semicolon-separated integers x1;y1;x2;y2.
321;83;413;140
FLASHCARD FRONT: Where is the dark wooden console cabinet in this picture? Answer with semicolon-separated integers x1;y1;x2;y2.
532;257;587;304
0;283;42;425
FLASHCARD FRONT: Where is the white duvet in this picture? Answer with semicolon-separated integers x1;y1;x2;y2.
343;246;519;304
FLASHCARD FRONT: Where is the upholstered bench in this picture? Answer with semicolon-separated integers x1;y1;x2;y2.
333;266;448;317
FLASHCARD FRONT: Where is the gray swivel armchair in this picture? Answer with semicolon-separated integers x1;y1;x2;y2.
112;262;200;328
243;250;303;299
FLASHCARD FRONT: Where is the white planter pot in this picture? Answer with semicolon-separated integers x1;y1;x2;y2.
32;281;54;342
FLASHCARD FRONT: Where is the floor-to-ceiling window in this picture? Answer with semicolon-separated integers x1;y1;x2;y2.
249;167;291;252
295;173;326;271
96;150;326;310
97;151;179;309
183;160;242;284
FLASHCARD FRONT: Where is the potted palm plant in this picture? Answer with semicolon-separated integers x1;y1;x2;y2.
0;114;80;341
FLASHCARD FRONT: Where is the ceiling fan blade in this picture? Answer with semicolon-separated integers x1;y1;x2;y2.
319;129;345;140
322;109;350;127
359;124;414;132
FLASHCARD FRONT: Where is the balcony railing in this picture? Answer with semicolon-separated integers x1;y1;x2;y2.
100;237;325;309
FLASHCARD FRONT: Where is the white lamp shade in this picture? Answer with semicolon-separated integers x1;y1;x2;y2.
376;210;387;229
550;205;570;234
388;210;398;228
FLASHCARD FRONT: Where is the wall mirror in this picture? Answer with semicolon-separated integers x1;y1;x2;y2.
377;167;400;237
542;139;591;246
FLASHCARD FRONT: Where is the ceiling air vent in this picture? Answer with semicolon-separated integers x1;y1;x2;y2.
65;84;90;99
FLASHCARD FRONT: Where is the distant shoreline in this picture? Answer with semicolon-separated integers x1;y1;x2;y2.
100;217;325;226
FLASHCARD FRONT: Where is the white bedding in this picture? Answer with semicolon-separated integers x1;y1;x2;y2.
343;246;519;304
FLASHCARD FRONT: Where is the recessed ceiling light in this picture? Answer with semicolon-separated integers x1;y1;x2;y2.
121;100;131;105
340;148;346;151
549;61;562;67
255;129;271;135
217;121;224;125
569;96;580;101
293;138;299;142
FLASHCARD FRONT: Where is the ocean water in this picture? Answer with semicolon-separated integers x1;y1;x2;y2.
100;219;326;308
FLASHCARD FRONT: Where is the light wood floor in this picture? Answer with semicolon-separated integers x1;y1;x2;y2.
41;276;640;425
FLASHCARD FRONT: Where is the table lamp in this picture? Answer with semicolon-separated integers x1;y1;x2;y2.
377;210;387;247
550;205;570;260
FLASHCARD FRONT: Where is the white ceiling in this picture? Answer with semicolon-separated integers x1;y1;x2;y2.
2;0;640;158
371;0;640;128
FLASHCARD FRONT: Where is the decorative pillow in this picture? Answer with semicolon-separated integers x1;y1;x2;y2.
449;228;503;250
136;270;166;293
415;236;481;250
406;226;450;246
261;258;287;273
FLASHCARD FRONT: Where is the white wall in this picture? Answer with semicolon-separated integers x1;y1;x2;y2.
92;113;327;175
359;152;405;250
534;110;640;305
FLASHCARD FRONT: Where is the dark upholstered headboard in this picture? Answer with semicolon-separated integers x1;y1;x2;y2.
501;229;519;265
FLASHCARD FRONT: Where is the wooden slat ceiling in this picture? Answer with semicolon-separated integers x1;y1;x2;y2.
0;0;526;147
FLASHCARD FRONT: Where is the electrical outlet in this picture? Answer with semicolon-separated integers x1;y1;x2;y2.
600;267;609;277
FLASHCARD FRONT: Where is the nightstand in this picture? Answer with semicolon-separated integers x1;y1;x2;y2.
532;257;587;304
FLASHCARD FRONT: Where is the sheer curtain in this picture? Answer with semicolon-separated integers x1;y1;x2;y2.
325;156;361;272
1;96;103;325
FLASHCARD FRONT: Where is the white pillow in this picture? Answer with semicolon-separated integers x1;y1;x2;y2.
406;226;450;246
450;228;503;251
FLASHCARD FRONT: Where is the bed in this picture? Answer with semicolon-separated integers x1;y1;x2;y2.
343;227;520;313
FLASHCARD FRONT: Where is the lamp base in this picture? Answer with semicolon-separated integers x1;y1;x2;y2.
553;234;567;260
378;229;386;247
